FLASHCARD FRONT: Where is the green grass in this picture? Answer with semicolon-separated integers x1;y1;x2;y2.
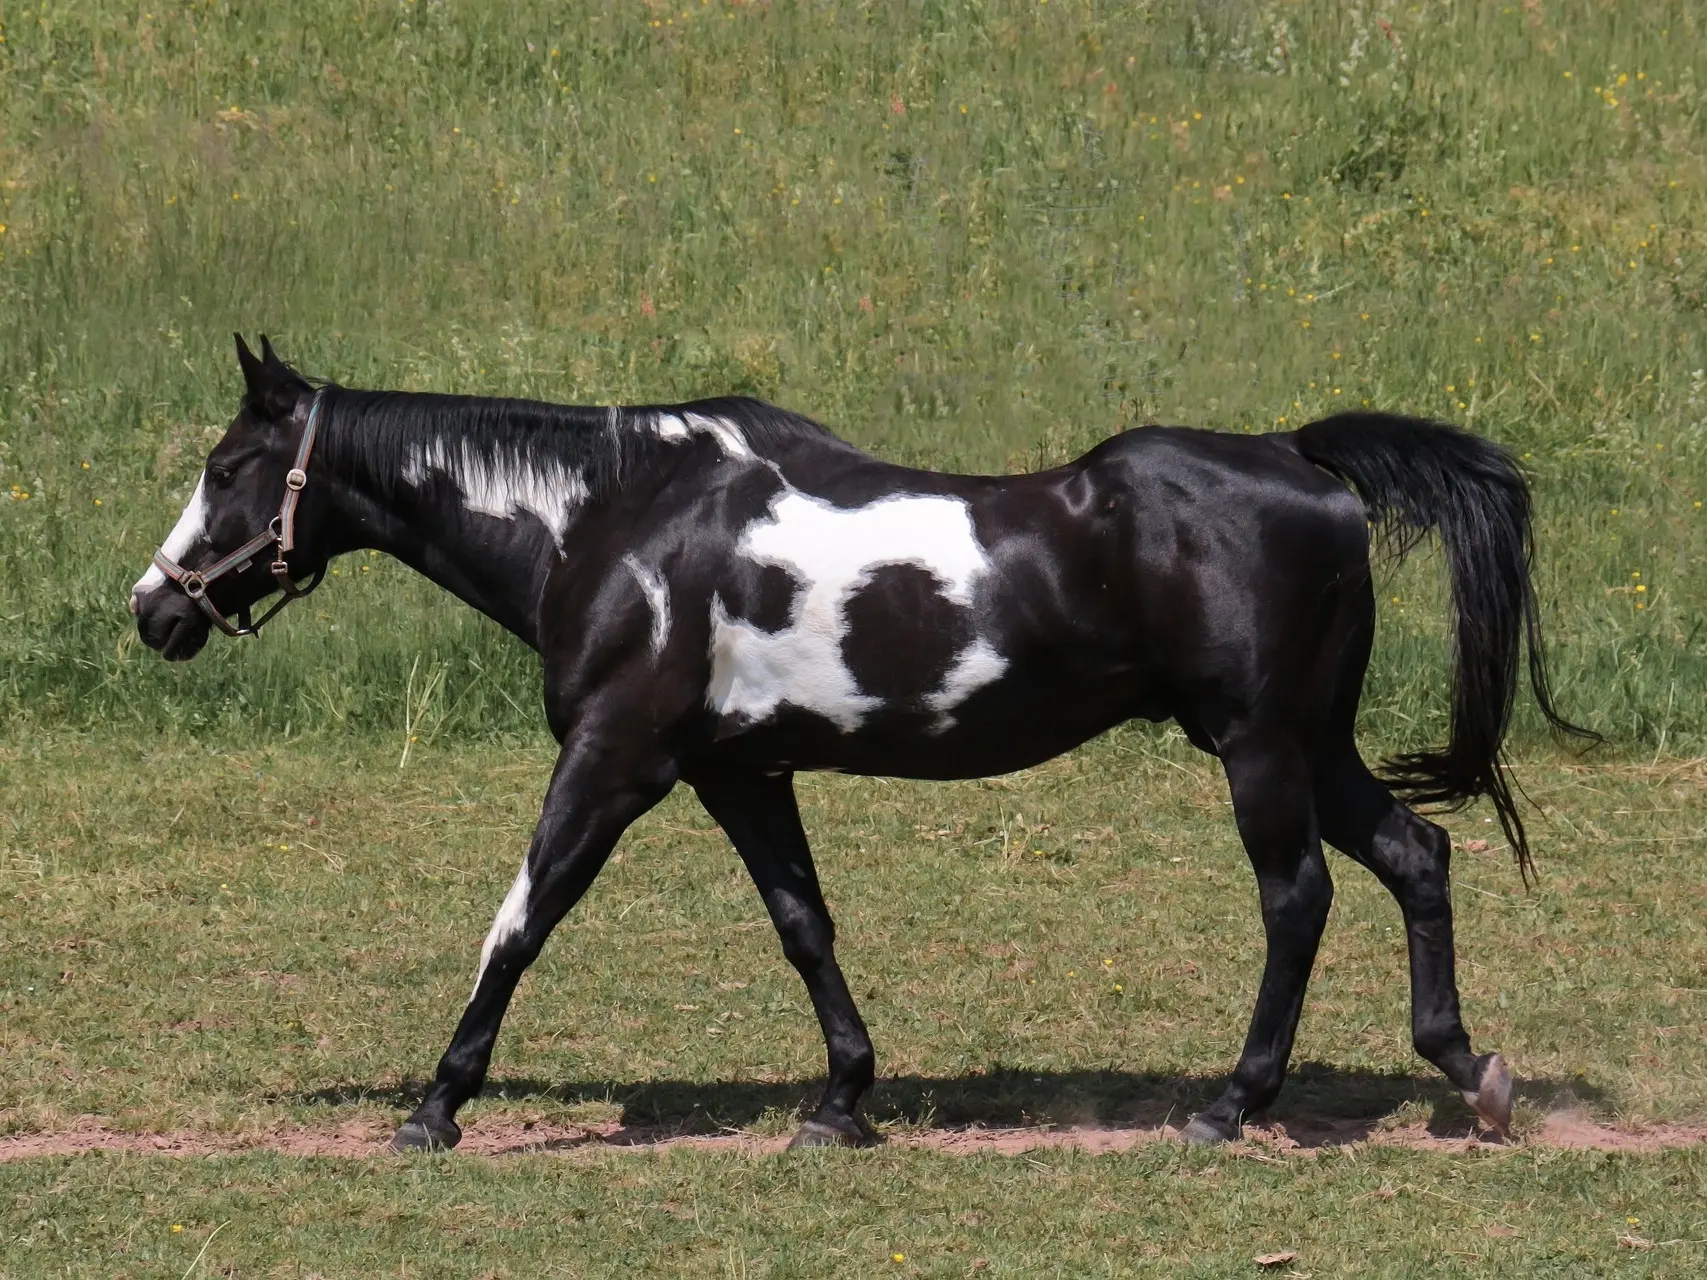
5;731;1707;1277
5;1145;1707;1278
4;732;1704;1139
1;0;1705;743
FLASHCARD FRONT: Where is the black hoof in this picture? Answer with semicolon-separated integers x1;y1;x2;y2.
787;1117;878;1150
1180;1115;1240;1145
391;1116;462;1153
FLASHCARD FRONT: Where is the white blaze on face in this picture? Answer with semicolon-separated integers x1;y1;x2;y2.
403;440;589;547
470;855;532;1001
708;490;1008;733
132;471;210;599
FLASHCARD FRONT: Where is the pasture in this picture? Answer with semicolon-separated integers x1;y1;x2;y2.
2;0;1706;1274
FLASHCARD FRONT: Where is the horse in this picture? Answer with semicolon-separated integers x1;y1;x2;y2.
132;335;1586;1152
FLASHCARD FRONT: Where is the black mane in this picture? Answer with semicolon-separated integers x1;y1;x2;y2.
318;388;849;503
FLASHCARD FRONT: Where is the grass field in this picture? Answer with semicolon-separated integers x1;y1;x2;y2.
6;1145;1706;1277
4;0;1707;1275
4;734;1707;1275
2;0;1704;744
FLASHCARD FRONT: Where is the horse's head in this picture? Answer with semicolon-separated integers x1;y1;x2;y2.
132;334;324;660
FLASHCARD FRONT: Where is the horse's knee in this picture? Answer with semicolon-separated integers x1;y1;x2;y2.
1259;852;1334;936
772;898;835;972
1300;856;1334;926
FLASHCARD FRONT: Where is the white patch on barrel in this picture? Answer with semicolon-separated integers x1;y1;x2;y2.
470;856;532;1001
133;471;209;597
707;490;1006;733
623;554;671;655
403;440;588;546
926;637;1008;724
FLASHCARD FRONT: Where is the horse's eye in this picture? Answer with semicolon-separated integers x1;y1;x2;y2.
206;465;234;484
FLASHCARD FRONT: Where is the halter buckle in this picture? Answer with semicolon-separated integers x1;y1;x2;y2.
285;467;308;491
181;572;208;600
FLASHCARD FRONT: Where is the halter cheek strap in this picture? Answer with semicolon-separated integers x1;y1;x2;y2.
149;390;329;639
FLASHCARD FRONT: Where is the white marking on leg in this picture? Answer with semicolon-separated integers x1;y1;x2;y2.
133;471;209;598
403;441;588;547
470;855;532;1002
622;554;671;655
708;490;1007;732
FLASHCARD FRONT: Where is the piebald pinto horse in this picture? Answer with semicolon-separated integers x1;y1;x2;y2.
132;337;1584;1151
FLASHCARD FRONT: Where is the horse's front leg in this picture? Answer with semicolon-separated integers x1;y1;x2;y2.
393;729;677;1151
692;770;879;1148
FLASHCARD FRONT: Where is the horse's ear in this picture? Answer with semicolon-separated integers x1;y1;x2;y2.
236;332;309;422
235;333;265;395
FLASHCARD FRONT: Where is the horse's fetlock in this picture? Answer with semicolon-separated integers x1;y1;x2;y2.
1412;1022;1470;1066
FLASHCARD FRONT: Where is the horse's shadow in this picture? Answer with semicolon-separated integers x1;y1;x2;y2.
295;1062;1610;1149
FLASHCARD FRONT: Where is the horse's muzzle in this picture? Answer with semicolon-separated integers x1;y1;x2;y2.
134;587;213;662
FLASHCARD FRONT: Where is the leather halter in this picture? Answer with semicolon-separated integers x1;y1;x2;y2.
150;390;329;638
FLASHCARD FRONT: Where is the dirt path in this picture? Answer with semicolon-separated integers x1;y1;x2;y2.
4;1113;1704;1163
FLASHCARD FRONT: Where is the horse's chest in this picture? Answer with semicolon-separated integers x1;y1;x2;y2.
707;491;1007;734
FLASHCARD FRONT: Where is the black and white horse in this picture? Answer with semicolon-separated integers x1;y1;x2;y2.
132;336;1585;1151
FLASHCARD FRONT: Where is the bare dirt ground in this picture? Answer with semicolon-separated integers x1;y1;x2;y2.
3;1113;1703;1163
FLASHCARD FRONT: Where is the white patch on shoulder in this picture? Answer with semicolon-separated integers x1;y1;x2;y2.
708;490;1007;733
653;412;690;442
652;410;753;460
133;471;209;596
622;554;671;655
470;855;532;1001
403;440;588;546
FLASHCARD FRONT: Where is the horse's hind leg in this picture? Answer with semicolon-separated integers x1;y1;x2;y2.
1182;734;1334;1144
692;771;878;1148
1314;746;1513;1137
393;733;677;1152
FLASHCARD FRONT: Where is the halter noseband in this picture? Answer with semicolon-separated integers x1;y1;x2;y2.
150;390;329;639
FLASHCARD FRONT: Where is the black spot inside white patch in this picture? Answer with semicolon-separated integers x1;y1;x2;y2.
724;562;801;633
840;563;971;702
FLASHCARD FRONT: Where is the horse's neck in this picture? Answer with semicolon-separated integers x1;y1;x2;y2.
331;469;561;651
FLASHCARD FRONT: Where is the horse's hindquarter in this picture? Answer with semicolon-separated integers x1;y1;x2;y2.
1109;428;1375;737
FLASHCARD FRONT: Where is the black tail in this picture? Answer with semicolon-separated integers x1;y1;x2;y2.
1292;412;1595;880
